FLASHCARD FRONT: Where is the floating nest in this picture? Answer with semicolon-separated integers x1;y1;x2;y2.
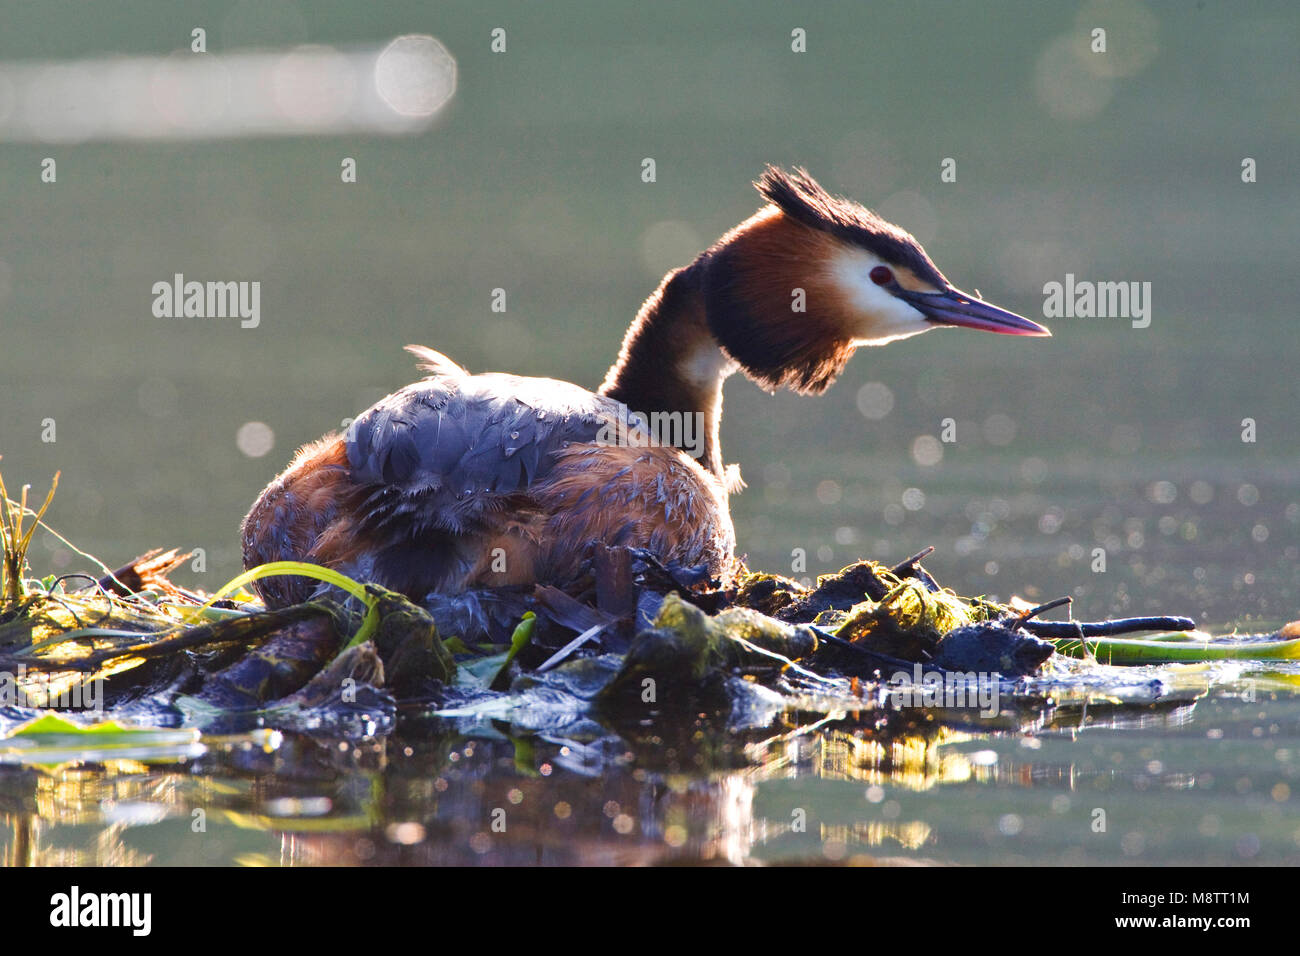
2;470;1298;736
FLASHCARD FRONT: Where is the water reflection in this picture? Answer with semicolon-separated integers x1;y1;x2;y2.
3;680;1295;866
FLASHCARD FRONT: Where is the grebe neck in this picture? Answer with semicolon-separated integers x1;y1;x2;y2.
599;265;737;481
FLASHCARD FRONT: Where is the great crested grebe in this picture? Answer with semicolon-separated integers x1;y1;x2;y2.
241;167;1049;609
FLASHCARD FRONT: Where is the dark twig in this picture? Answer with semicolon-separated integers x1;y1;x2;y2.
1016;596;1073;622
1023;615;1196;638
888;547;941;593
889;547;935;576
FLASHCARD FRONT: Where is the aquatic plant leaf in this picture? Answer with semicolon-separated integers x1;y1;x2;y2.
1051;632;1300;664
490;612;535;690
0;713;202;766
193;561;380;649
11;713;154;738
0;470;59;606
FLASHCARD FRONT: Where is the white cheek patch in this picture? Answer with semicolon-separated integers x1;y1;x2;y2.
828;247;935;346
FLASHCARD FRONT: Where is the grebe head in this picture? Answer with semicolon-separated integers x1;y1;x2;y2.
698;166;1049;395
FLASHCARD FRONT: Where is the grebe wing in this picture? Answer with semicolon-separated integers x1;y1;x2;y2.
345;372;625;535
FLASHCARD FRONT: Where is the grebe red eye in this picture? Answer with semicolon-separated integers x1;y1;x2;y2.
869;266;894;286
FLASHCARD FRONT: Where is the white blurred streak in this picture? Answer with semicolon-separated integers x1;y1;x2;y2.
0;35;455;143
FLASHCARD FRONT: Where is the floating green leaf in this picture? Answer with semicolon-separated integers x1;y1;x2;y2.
1;713;202;766
1050;631;1300;664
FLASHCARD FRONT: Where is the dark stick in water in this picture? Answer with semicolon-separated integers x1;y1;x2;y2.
1022;616;1197;638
